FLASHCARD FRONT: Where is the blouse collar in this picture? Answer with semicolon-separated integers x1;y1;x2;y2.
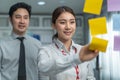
53;38;77;53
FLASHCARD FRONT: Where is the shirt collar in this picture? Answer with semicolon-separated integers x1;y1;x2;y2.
53;38;77;53
11;32;27;40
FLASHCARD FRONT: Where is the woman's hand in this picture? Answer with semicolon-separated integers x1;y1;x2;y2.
79;44;99;62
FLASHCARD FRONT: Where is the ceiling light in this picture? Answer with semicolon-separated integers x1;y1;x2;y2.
38;1;46;5
60;0;65;4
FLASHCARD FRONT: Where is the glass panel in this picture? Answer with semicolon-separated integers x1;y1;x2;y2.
76;18;82;27
0;17;9;27
42;18;52;27
29;17;39;27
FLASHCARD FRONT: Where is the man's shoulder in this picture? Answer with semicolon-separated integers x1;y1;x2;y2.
0;35;14;47
0;35;12;42
27;35;42;45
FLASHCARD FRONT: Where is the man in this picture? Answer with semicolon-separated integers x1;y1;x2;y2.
0;2;41;80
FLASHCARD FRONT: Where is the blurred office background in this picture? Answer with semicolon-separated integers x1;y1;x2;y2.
0;0;120;80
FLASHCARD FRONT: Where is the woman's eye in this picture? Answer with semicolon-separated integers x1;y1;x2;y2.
70;21;75;24
60;22;65;24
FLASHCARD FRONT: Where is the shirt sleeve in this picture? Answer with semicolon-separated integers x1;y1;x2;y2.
0;43;2;80
87;61;96;80
38;47;82;76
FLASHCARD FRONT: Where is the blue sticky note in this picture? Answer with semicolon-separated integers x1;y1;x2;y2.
112;14;120;31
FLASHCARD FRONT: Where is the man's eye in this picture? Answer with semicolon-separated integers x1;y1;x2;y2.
16;16;21;19
24;17;29;19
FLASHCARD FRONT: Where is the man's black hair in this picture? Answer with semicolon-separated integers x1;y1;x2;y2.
9;2;31;17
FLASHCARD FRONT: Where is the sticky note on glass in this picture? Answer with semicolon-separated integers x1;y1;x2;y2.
112;14;120;31
83;0;103;15
89;37;108;52
88;17;107;36
114;36;120;51
107;0;120;12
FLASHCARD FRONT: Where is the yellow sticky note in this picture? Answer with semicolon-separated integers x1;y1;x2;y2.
89;37;108;52
83;0;103;15
88;17;107;36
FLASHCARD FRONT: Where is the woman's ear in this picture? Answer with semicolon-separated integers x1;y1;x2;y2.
52;23;56;29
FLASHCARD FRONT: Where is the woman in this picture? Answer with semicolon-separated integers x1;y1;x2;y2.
38;6;98;80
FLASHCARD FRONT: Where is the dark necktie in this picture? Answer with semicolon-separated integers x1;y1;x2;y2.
17;37;26;80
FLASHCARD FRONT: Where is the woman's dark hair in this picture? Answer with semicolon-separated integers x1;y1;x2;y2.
52;6;76;39
9;2;31;18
